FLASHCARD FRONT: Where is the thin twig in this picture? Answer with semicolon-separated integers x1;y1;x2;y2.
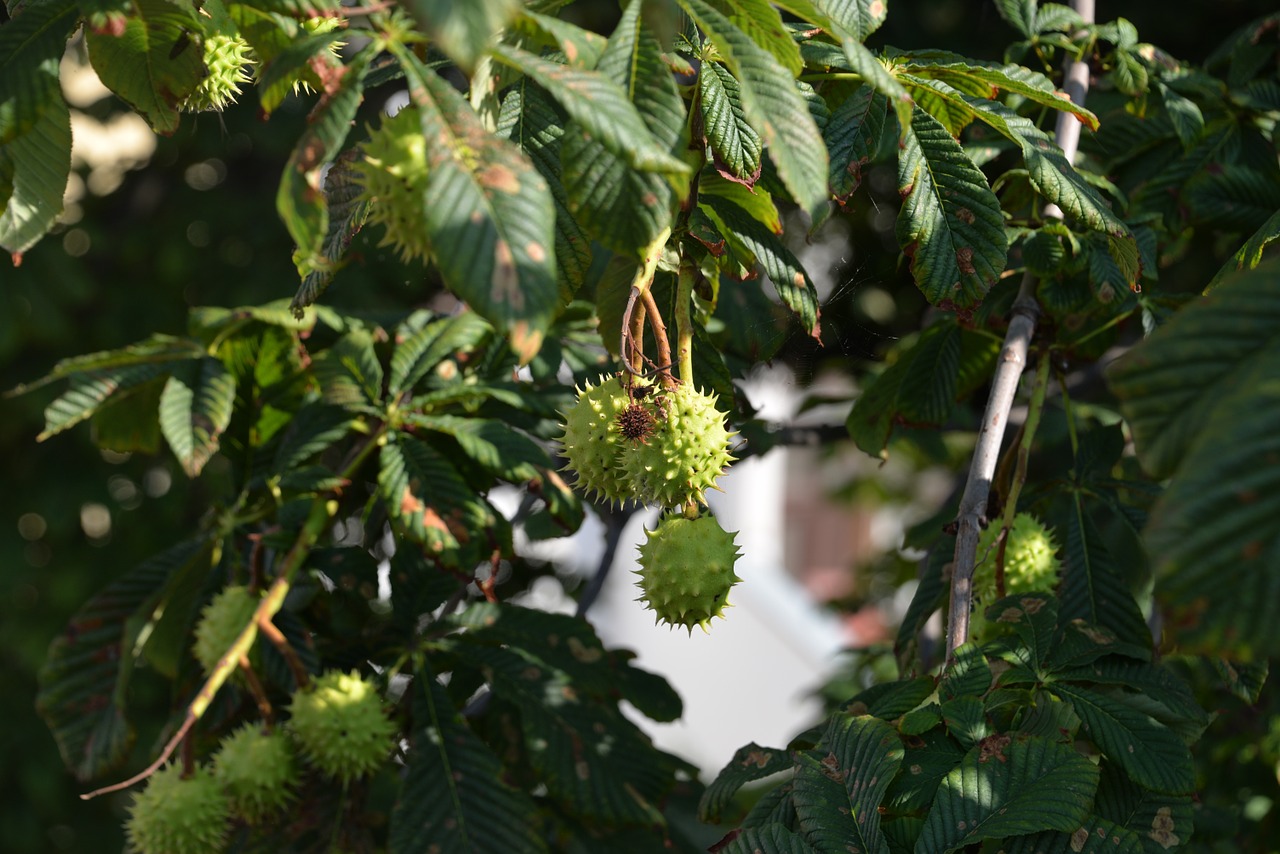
639;288;676;388
946;0;1094;659
258;616;310;691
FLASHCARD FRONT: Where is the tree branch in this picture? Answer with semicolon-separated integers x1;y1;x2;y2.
945;0;1095;660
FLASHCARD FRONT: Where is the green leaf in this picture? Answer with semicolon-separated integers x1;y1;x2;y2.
445;640;678;825
269;402;356;474
1206;207;1280;291
941;643;992;701
1054;659;1206;733
254;28;348;116
1212;657;1269;704
84;0;204;135
1185;164;1280;234
389;668;547;853
700;60;764;183
379;435;477;556
701;742;792;823
513;11;607;68
36;540;213;781
845;676;936;720
561;0;685;256
278;46;373;280
491;43;689;175
915;734;1099;852
39;361;176;442
1058;500;1152;650
497;81;592;300
712;0;804;76
883;726;965;813
90;376;166;454
395;48;558;364
1093;761;1194;854
1049;684;1194;795
893;54;1099;131
793;715;902;854
992;0;1035;37
986;593;1058;674
0;93;70;260
717;825;819;854
825;85;886;202
846;321;962;457
402;0;521;75
777;0;887;41
1001;816;1145;854
700;194;820;336
679;0;829;222
389;311;493;396
289;151;370;314
896;107;1008;308
159;357;237;477
700;169;781;233
1156;82;1205;147
408;415;548;482
0;0;77;144
314;328;385;409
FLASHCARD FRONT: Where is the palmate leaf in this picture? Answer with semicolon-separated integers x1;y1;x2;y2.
39;361;176;441
1058;499;1152;650
701;742;793;823
700;194;820;336
497;81;591;300
314;328;384;409
446;640;679;826
159;356;237;477
491;43;688;175
678;0;829;222
395;47;558;364
716;824;818;854
776;0;887;41
278;46;373;280
1206;207;1280;291
712;0;804;76
561;0;684;256
513;11;607;68
883;726;965;814
407;414;548;482
793;715;902;854
700;60;764;184
1049;684;1193;795
291;151;370;313
84;0;204;135
379;435;483;558
402;0;521;75
1002;816;1144;854
36;539;214;781
825;85;886;202
1107;263;1280;656
390;311;493;397
915;733;1098;853
0;0;77;144
389;669;547;854
897;107;1008;309
1093;761;1194;854
0;93;70;260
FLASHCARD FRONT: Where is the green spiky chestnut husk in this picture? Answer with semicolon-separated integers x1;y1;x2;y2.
973;513;1062;629
180;34;255;113
288;670;396;783
213;724;297;823
355;108;431;263
124;764;231;854
192;585;260;676
636;514;741;633
559;375;642;505
620;383;734;508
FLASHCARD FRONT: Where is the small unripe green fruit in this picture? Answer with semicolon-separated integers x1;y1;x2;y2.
124;764;230;854
974;513;1062;622
192;585;260;676
559;375;639;505
356;107;431;263
636;514;741;633
288;670;396;783
620;383;734;508
181;34;255;113
213;724;297;823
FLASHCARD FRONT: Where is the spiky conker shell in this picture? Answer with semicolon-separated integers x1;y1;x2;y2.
181;34;255;113
559;375;639;505
636;514;741;633
213;724;297;823
620;384;734;508
973;513;1062;627
356;108;431;263
192;585;260;676
288;670;396;783
124;764;230;854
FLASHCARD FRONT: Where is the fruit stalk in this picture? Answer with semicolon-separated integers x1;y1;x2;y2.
675;259;695;385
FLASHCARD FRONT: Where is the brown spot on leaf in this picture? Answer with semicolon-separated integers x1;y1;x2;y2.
977;733;1011;764
567;636;602;663
526;241;546;263
956;247;976;274
1243;540;1263;560
1020;596;1046;614
479;163;520;194
956;207;975;224
491;239;522;308
1149;806;1181;848
1070;827;1089;851
743;749;773;769
998;606;1024;623
400;488;425;517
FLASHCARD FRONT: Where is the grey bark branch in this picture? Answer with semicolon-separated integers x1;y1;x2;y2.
945;0;1095;659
